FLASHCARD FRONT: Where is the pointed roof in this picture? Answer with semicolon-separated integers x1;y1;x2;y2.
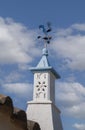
30;48;60;79
37;48;50;68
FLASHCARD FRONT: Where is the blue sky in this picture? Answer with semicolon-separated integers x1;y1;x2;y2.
0;0;85;130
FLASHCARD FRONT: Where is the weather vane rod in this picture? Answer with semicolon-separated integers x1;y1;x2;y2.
37;22;52;48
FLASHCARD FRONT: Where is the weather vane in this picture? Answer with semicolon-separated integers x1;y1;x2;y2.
37;22;52;48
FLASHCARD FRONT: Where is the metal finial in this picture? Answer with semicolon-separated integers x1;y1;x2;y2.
37;22;52;48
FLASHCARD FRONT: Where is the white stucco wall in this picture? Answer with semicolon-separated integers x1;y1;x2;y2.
26;102;63;130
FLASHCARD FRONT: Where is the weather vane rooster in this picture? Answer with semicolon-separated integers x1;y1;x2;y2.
37;22;52;47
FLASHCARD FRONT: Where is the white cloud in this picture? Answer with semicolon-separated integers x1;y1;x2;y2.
0;18;85;71
4;71;23;83
56;28;72;37
72;23;85;31
51;23;85;70
0;17;40;64
56;82;85;119
2;83;33;97
73;123;85;130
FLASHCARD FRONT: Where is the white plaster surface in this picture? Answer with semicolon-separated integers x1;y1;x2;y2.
26;102;63;130
27;55;63;130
